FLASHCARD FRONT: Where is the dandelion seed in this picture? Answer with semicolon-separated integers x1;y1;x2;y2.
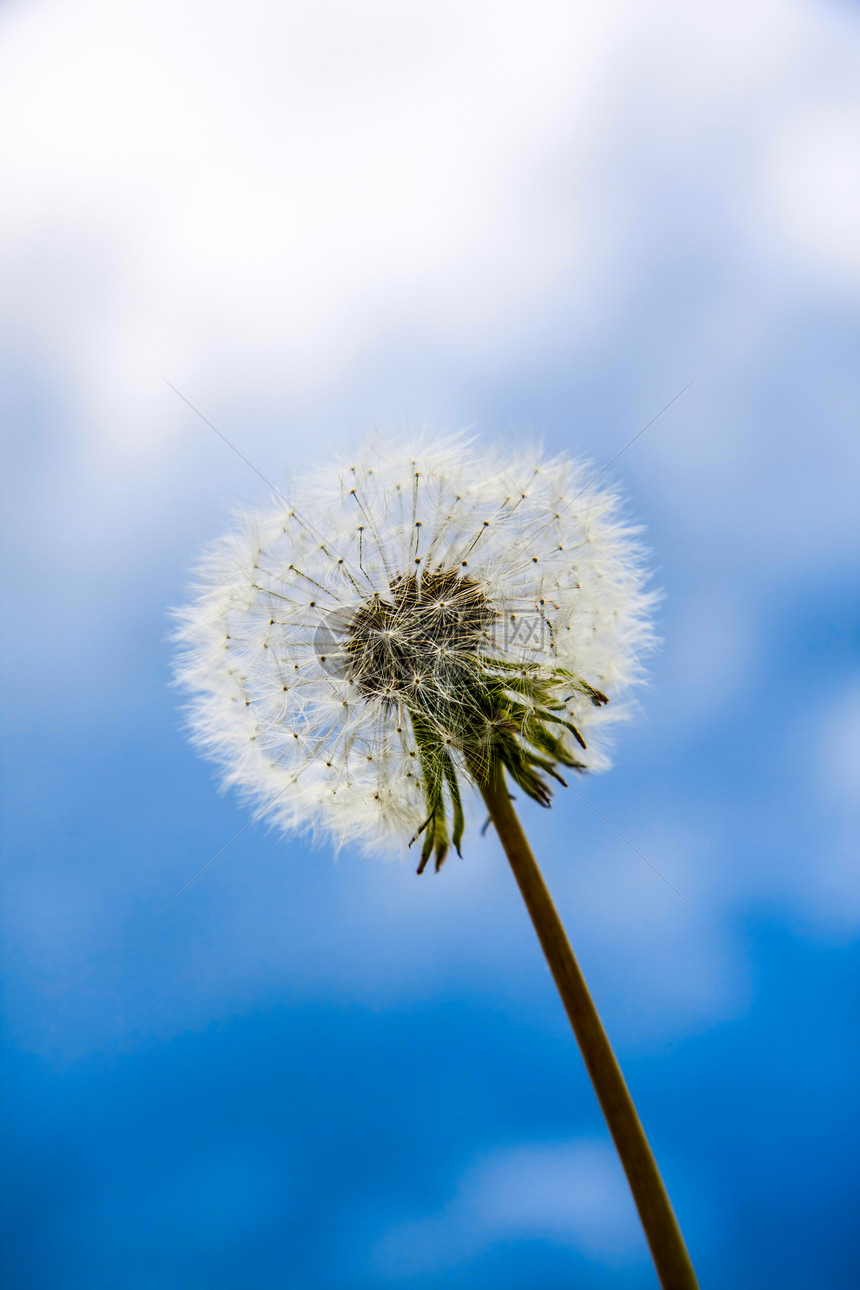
174;433;653;870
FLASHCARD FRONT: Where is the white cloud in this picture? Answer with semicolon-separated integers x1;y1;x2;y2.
0;1;619;448
818;685;860;807
373;1137;645;1276
1;0;859;460
797;686;860;931
766;105;860;283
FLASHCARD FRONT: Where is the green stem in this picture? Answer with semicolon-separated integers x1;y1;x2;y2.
479;761;698;1290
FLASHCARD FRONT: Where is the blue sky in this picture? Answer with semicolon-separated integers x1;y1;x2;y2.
2;2;860;1286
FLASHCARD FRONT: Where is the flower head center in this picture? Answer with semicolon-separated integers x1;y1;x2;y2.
345;567;495;702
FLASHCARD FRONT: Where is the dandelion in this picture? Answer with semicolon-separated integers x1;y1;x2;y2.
174;435;647;865
174;432;698;1289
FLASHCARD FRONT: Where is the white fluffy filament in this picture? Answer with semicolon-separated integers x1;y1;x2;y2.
173;433;655;857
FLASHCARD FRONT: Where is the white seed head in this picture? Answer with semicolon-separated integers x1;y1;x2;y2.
173;433;655;866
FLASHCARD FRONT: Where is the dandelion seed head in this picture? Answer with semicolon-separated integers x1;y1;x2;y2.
173;433;655;865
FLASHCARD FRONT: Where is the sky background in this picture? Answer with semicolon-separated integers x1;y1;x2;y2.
1;1;859;1286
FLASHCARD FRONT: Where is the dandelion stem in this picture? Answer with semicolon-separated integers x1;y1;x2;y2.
479;762;698;1290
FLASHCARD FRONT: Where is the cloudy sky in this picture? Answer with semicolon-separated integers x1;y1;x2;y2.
2;2;859;1286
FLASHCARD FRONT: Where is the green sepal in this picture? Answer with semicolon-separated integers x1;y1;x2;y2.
442;751;465;857
404;654;604;866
